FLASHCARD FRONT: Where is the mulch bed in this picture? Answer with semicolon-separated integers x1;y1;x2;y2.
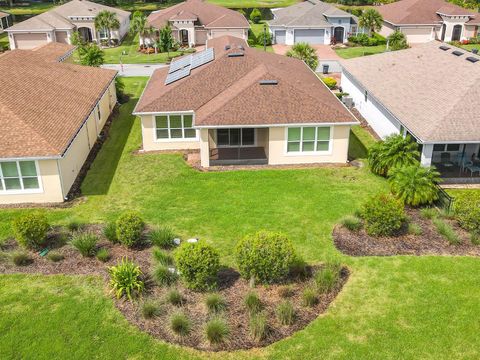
0;225;349;352
333;209;480;257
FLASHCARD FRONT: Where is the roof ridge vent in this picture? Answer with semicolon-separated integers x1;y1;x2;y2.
259;80;278;85
452;50;464;56
228;52;244;57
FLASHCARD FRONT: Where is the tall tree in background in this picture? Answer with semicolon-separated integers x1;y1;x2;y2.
94;10;120;46
359;9;383;37
159;25;174;57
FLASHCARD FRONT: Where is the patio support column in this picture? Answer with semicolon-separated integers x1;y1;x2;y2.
421;144;433;167
199;128;210;168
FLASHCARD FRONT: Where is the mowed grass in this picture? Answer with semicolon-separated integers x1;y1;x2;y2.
207;0;299;8
0;32;8;50
335;45;386;59
250;21;274;53
459;43;480;52
1;78;480;359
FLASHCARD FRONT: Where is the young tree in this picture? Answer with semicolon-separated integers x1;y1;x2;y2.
94;10;120;46
250;8;262;24
387;30;409;51
79;43;105;67
388;165;440;206
159;25;174;57
359;9;383;37
286;42;318;71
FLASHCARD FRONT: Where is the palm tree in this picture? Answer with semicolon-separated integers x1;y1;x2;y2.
388;165;441;206
359;9;383;37
79;43;105;67
94;10;120;46
368;134;420;177
159;25;174;57
130;11;154;47
286;42;318;71
387;30;409;51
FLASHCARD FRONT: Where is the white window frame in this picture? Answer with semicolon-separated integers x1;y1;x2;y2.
153;113;198;142
432;144;462;153
284;126;333;156
0;160;43;195
216;128;257;148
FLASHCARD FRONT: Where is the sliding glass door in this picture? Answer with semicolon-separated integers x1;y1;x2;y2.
217;128;255;147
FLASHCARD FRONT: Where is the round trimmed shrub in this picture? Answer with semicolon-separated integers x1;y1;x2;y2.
11;213;49;249
115;212;144;247
235;231;297;284
175;241;220;291
361;194;406;236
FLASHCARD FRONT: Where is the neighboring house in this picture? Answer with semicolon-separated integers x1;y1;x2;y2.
0;43;117;204
133;35;358;168
341;42;480;181
6;0;130;50
378;0;479;43
146;0;249;47
268;0;361;45
0;11;12;33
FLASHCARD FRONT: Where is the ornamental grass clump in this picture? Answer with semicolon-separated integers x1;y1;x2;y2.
152;247;174;266
149;226;175;248
205;317;230;345
235;231;297;284
108;257;144;300
340;215;362;231
175;241;220;291
315;262;341;294
11;251;33;266
12;213;49;249
302;287;318;307
71;232;98;257
170;312;191;337
433;218;461;245
47;251;64;262
276;301;295;326
103;222;118;243
152;264;178;287
115;211;144;247
166;288;184;306
96;248;111;262
249;313;269;342
244;291;262;316
141;300;162;319
205;293;226;314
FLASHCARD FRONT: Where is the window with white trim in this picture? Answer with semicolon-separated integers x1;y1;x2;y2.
0;161;40;192
287;127;331;153
155;114;196;140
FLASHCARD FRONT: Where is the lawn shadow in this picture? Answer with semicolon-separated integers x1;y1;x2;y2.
348;129;368;160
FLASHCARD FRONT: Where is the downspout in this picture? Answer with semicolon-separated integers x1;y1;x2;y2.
56;159;66;200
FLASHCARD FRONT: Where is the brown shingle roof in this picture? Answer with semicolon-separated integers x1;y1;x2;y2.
147;0;249;30
341;41;480;143
31;42;76;62
135;36;357;127
0;11;9;18
0;49;117;159
377;0;479;25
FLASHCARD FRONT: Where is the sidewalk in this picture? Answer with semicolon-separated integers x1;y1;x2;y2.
101;63;168;77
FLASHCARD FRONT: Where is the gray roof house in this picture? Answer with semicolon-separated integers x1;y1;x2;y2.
268;0;361;45
340;41;480;182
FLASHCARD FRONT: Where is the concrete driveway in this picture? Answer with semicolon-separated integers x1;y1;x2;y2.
101;63;168;77
272;44;341;60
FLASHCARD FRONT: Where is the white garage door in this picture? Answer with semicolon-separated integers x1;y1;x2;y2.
14;32;48;49
275;30;286;44
55;31;69;44
294;29;324;44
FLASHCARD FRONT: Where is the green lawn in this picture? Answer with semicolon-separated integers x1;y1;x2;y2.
348;125;377;160
1;78;480;359
459;43;480;52
0;32;8;50
207;0;299;8
250;21;274;53
335;45;387;59
0;2;53;15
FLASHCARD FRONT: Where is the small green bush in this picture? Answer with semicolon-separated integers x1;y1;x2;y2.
152;247;174;266
103;222;118;243
276;301;295;326
315;262;341;294
149;226;175;248
166;288;184;306
244;291;262;315
141;300;162;319
71;233;98;257
108;257;144;300
420;207;438;220
256;31;273;46
235;231;297;284
47;251;64;262
205;293;226;314
340;215;362;231
302;287;318;307
96;248;110;262
407;223;422;236
205;318;229;345
454;196;480;233
11;213;49;249
170;312;191;337
152;264;178;287
66;219;85;232
116;212;145;247
11;251;33;266
361;194;406;236
322;77;337;90
175;241;220;291
278;285;294;298
433;218;460;245
249;8;262;24
249;313;269;342
471;232;480;246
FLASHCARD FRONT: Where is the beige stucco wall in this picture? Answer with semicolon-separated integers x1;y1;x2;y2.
465;25;478;38
267;125;351;165
140;114;200;151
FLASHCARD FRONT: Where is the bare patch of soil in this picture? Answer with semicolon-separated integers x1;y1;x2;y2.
0;225;348;351
333;209;480;257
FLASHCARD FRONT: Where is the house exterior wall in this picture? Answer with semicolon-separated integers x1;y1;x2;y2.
464;24;477;38
341;71;402;139
270;26;332;45
172;20;195;46
379;22;396;38
55;30;70;43
195;29;208;44
267;125;351;165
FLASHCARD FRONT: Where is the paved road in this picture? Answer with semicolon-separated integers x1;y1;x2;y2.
101;63;168;77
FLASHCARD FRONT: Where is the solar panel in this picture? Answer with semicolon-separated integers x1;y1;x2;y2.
191;47;215;69
165;65;191;85
168;55;192;74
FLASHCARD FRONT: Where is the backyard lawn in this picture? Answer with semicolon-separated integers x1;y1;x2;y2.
1;78;480;359
459;43;480;52
250;21;274;53
0;32;8;50
335;45;387;59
